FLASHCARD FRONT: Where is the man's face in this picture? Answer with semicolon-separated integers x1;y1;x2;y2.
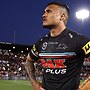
42;4;62;29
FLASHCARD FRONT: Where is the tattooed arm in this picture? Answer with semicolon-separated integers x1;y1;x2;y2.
25;54;45;90
26;54;36;82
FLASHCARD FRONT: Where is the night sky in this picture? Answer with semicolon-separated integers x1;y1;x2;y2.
0;0;90;45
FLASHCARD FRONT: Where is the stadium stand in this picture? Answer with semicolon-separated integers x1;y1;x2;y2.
0;42;31;80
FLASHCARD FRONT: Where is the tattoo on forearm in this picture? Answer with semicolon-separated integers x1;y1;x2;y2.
26;60;36;82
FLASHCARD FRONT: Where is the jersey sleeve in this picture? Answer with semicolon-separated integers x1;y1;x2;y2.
82;41;90;57
77;35;90;57
29;40;41;61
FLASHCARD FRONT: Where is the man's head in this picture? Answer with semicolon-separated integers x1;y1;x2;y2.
42;1;70;29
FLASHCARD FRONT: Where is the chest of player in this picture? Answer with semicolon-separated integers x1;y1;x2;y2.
38;37;76;53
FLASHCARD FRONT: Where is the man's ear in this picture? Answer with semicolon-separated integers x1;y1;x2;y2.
61;14;66;20
59;14;66;21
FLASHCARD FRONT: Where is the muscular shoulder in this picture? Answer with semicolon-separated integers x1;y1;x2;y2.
68;29;90;56
67;29;89;43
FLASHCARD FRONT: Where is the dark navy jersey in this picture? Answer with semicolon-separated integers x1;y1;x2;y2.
30;28;90;90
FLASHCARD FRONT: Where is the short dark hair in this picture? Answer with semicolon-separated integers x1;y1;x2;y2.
47;1;70;17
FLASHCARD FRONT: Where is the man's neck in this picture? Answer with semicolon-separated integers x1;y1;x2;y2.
50;26;66;37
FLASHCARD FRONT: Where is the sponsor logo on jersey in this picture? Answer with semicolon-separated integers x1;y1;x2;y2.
40;59;67;74
48;41;58;45
39;52;76;74
40;59;67;68
82;41;90;55
31;45;38;56
45;68;67;74
33;44;36;51
56;44;68;50
42;42;48;50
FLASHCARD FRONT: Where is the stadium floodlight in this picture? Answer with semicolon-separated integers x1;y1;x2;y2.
76;9;89;35
76;9;89;20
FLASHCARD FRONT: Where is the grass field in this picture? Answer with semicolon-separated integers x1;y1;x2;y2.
0;80;84;90
0;80;33;90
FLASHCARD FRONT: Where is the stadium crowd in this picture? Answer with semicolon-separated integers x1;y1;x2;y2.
0;48;89;80
0;49;43;80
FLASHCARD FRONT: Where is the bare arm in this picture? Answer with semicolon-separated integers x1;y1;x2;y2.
79;76;90;90
25;54;45;90
79;56;90;90
26;54;36;82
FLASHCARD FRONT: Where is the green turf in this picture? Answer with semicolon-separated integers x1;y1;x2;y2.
0;80;84;90
0;80;33;90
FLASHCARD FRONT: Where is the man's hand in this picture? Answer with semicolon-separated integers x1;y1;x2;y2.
32;80;45;90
